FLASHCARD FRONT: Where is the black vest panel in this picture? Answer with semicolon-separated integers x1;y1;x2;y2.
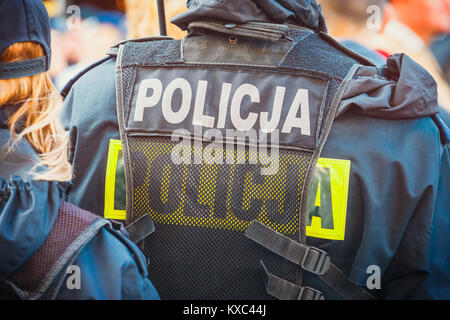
115;26;360;299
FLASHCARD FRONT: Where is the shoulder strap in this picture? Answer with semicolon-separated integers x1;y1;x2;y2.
60;36;175;100
125;214;155;244
5;201;108;300
106;36;174;57
432;114;450;146
245;220;376;300
60;56;113;99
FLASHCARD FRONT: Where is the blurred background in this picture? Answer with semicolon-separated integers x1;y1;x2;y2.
43;0;187;90
43;0;449;110
317;0;450;112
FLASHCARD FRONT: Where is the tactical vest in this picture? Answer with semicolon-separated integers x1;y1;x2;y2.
114;21;375;300
0;201;108;300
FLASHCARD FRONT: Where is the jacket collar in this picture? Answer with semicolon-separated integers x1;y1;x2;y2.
171;0;326;33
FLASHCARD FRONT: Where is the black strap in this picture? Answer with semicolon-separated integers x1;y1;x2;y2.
245;220;330;275
246;220;375;300
60;56;113;99
319;262;375;300
260;261;324;300
125;214;155;244
60;35;177;100
431;114;450;146
0;57;48;80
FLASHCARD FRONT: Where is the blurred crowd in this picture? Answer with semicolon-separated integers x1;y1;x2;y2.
44;0;186;90
45;0;449;111
317;0;450;113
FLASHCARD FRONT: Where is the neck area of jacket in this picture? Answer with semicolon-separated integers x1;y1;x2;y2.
171;0;327;32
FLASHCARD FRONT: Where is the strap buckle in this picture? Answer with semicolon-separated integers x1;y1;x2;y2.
298;286;325;300
301;246;331;275
125;214;155;244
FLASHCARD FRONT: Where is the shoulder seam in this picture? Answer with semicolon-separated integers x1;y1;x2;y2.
318;32;376;67
60;56;113;99
110;36;174;51
432;114;450;146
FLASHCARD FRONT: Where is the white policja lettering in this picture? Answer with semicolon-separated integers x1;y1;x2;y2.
134;78;311;135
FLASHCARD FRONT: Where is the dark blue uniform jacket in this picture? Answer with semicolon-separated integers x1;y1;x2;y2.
60;0;449;299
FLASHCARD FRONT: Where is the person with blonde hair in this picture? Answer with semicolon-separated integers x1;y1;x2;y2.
59;0;187;218
0;0;159;300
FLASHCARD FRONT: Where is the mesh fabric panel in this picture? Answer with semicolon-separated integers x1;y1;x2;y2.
121;66;136;118
128;136;313;299
8;201;98;295
287;29;312;41
320;79;340;132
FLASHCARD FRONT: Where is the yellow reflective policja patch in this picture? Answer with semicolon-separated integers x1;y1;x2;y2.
104;139;127;220
104;139;351;240
305;158;351;240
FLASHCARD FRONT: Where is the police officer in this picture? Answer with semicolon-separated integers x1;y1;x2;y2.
0;0;159;300
61;0;450;300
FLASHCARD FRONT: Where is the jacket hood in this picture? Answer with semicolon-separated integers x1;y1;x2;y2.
172;0;327;32
0;129;61;280
172;1;438;120
337;53;440;119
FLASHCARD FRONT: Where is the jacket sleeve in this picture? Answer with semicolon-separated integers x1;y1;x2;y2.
59;58;120;216
0;177;61;281
55;227;160;300
409;144;450;299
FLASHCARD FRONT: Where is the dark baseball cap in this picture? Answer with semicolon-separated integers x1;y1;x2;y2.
0;0;52;79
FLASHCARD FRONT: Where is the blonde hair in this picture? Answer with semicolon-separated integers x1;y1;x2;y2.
0;42;72;182
124;0;187;39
